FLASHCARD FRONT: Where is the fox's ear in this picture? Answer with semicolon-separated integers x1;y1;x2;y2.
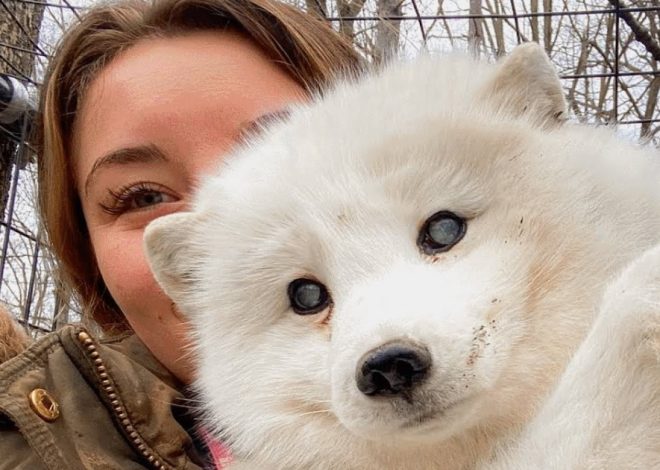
144;212;203;307
480;42;566;127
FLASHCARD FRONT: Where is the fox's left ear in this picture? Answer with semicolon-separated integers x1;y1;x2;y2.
144;212;205;309
479;42;567;127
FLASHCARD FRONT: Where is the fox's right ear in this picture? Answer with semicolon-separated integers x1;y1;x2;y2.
144;212;204;307
479;42;567;128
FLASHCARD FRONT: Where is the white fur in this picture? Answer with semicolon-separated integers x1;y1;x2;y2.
144;43;660;469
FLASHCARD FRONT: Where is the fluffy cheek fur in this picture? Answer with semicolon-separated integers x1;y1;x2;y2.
192;297;335;446
328;241;531;442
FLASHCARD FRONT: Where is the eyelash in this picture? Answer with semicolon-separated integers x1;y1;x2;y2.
100;182;172;216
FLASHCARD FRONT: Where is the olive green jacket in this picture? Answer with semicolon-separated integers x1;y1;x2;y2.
0;325;207;469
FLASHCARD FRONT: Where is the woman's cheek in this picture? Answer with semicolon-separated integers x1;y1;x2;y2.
93;230;152;309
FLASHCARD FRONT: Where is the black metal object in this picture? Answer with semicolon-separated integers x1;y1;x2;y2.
0;73;35;159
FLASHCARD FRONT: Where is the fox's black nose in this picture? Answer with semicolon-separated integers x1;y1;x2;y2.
356;341;432;396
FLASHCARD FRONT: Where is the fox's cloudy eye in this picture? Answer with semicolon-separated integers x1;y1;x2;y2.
418;211;466;254
288;279;330;315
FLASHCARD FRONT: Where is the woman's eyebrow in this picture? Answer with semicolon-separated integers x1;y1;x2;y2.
84;144;169;195
238;109;292;143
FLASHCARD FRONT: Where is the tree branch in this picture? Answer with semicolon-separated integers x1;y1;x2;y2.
608;0;660;62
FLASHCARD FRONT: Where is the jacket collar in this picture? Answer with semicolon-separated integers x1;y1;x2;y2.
59;325;208;469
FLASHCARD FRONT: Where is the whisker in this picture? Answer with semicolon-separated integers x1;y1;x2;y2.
294;409;334;418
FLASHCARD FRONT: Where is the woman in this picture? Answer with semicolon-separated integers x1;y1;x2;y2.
0;0;359;468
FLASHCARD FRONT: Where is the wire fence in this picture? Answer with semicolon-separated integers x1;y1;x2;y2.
0;0;659;335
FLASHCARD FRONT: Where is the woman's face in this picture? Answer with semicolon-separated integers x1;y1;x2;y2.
74;31;306;382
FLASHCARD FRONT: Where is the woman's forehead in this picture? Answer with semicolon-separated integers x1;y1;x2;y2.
72;30;306;188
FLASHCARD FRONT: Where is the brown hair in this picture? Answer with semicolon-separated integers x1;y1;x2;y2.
37;0;360;332
0;305;29;363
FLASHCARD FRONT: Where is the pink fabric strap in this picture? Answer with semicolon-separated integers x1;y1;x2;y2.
200;429;232;469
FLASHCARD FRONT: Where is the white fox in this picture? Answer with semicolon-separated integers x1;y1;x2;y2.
145;43;660;469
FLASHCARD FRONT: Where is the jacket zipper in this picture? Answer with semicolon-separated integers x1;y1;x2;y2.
76;329;170;470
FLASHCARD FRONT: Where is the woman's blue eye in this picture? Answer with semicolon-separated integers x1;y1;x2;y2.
101;183;176;216
418;211;466;254
133;190;165;209
288;279;331;315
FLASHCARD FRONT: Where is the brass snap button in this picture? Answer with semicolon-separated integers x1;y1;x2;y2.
28;388;60;422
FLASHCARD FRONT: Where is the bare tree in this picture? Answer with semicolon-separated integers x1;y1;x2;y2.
374;0;404;63
468;0;484;55
543;0;553;54
531;0;540;43
305;0;327;17
609;0;660;62
336;0;368;39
